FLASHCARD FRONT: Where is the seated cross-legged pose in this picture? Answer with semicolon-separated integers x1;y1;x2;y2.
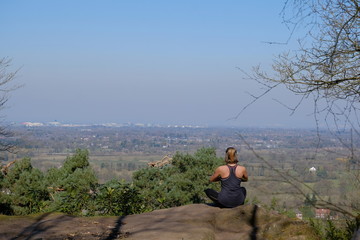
205;147;248;208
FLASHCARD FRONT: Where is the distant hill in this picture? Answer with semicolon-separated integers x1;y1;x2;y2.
1;204;319;240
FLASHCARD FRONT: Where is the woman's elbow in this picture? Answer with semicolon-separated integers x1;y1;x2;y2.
209;175;219;182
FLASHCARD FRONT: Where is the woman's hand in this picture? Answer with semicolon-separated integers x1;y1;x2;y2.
240;167;248;182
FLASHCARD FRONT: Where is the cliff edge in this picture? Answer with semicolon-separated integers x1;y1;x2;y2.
1;204;318;240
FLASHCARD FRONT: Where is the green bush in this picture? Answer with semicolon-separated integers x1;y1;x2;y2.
0;158;49;215
96;179;144;215
44;149;98;215
133;147;222;210
309;217;360;240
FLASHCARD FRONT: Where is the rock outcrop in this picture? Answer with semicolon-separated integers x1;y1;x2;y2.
0;204;318;240
120;204;318;240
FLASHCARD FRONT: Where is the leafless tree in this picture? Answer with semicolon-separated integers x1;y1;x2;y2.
238;0;360;234
0;57;19;153
241;0;359;122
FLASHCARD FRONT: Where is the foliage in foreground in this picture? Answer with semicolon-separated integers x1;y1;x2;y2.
96;179;143;215
0;157;48;215
0;147;221;216
133;147;222;210
310;217;360;240
0;150;97;215
45;149;98;214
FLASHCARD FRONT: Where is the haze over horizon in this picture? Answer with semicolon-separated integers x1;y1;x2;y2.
2;1;317;128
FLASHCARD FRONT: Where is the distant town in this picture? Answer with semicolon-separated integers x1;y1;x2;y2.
6;121;358;158
19;121;206;129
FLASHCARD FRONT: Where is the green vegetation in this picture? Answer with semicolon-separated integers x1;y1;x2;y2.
0;150;98;215
1;157;48;215
0;147;222;216
45;149;98;214
133;147;222;210
96;179;143;215
309;218;360;240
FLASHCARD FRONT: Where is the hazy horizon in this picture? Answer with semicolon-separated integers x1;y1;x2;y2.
2;1;318;128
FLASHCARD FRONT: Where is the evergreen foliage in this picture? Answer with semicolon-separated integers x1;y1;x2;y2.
44;149;98;214
310;217;360;240
96;179;143;216
0;149;99;215
0;158;48;215
133;147;222;210
0;148;223;215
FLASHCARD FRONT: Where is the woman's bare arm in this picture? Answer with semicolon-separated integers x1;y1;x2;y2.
209;167;222;182
241;168;248;182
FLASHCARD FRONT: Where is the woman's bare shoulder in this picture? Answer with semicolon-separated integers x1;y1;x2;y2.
236;165;248;179
215;165;229;173
218;165;230;171
236;165;247;173
237;165;246;170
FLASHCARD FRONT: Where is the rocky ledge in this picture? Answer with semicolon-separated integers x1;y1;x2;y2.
1;204;318;240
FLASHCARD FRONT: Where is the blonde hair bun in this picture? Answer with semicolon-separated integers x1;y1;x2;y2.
225;147;238;164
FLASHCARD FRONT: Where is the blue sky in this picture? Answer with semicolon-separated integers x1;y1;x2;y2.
1;1;315;127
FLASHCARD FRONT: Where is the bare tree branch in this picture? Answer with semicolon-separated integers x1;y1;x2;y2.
236;0;360;221
238;132;357;217
0;57;21;154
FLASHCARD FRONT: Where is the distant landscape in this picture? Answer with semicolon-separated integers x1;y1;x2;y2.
2;123;359;213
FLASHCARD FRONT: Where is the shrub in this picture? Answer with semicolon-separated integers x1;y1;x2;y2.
133;147;222;210
44;149;98;215
96;179;144;216
1;158;49;215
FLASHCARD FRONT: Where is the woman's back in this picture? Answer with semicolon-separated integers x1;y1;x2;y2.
218;165;245;207
216;164;247;180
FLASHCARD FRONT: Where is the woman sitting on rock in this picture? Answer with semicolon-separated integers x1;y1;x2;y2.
205;147;248;208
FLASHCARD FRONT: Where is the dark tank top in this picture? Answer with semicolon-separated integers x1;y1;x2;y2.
218;165;244;208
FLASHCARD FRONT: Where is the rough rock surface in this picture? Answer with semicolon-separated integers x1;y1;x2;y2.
0;204;318;240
